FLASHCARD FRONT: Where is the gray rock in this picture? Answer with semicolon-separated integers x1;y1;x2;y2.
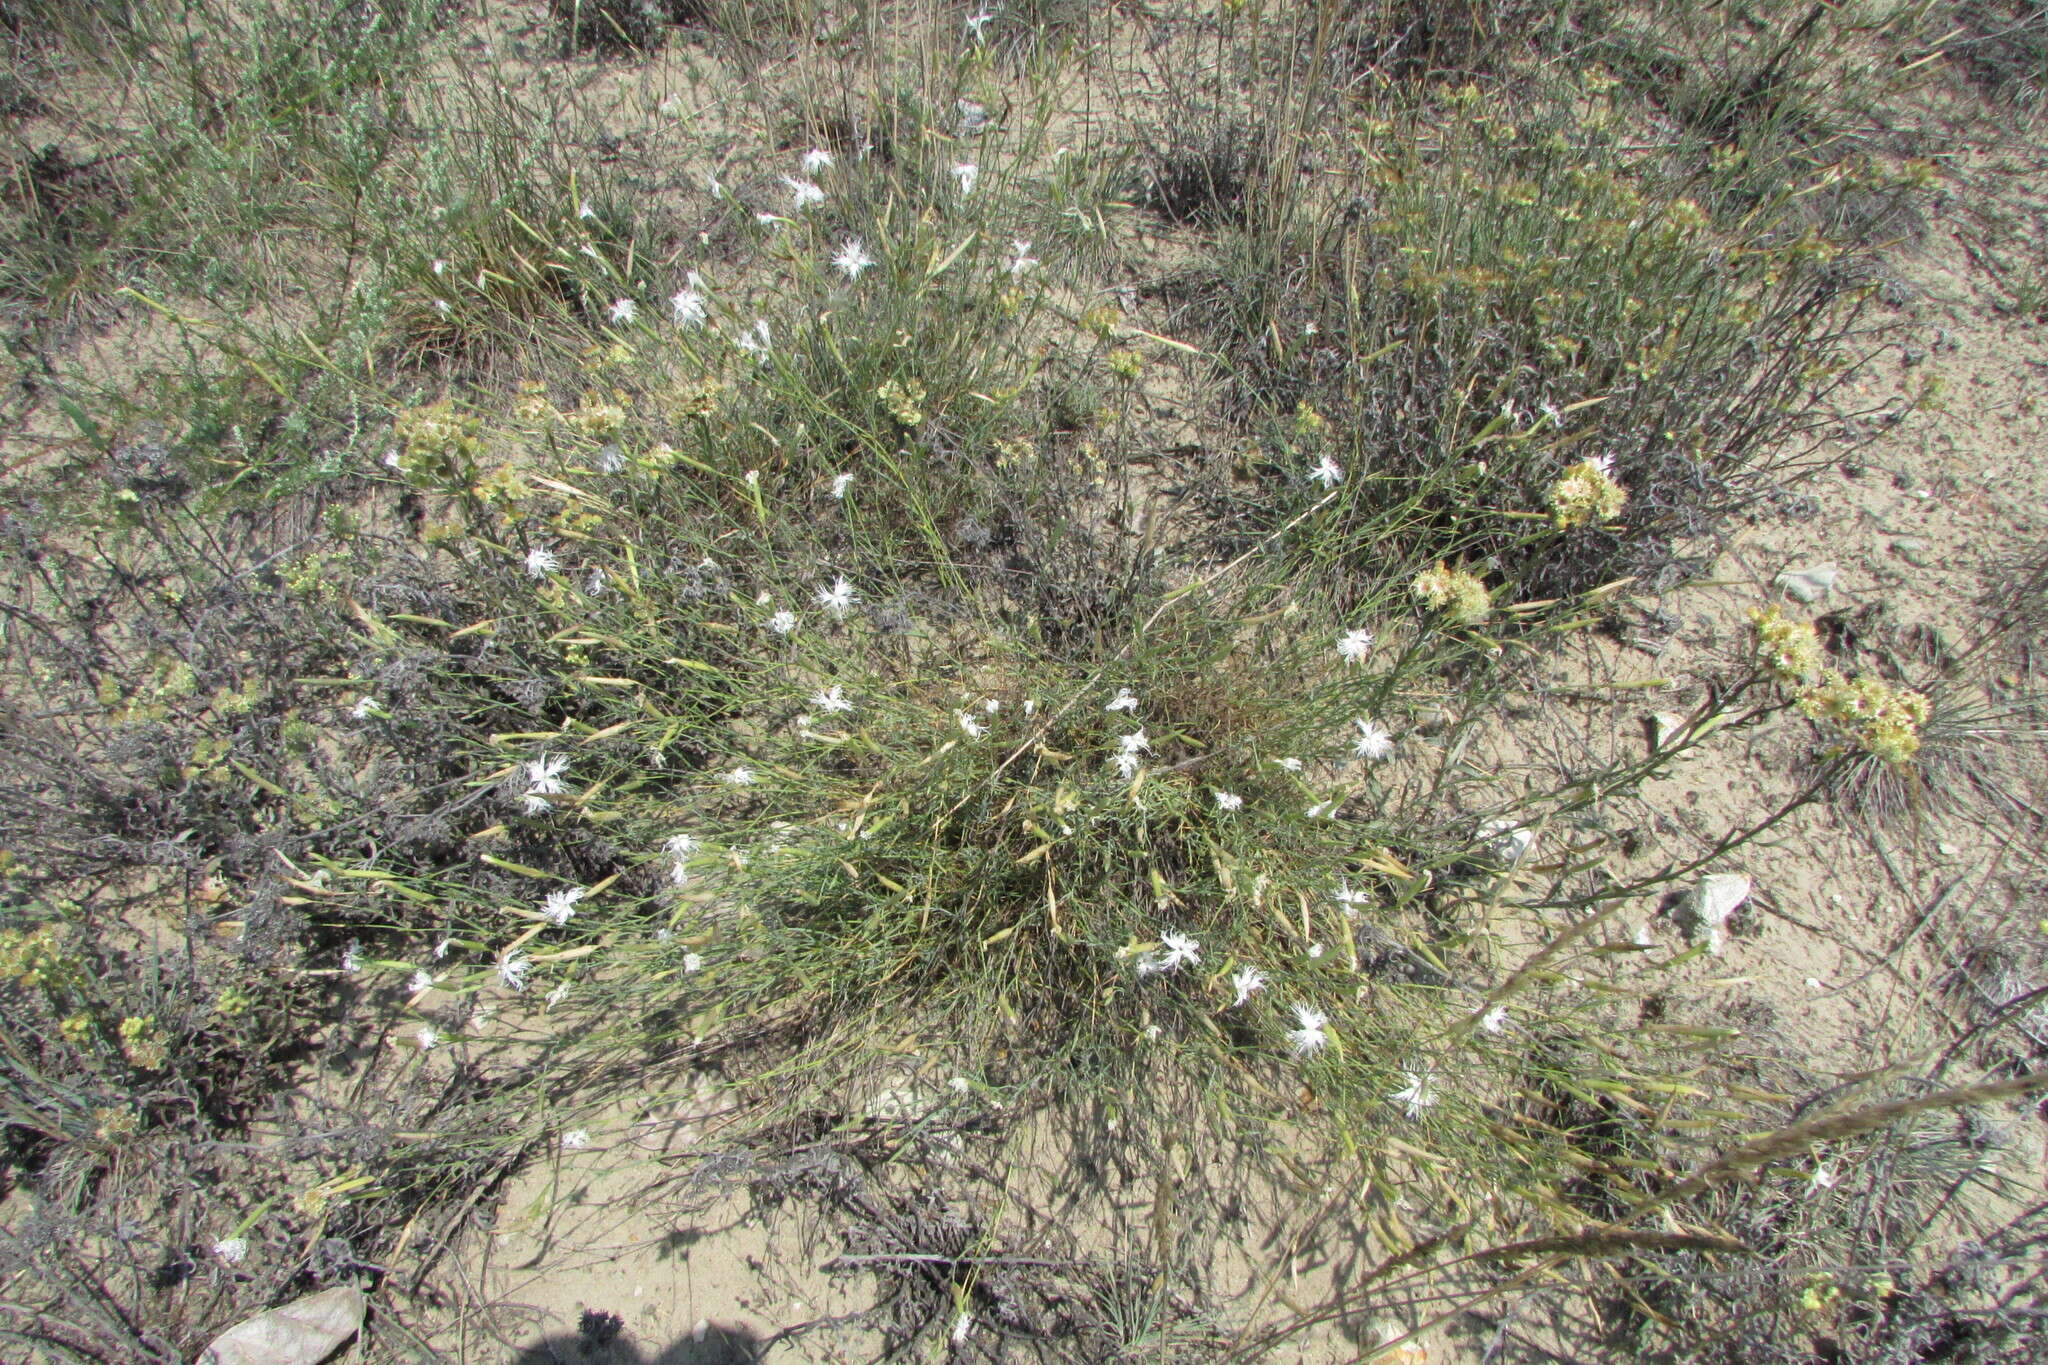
1776;563;1839;603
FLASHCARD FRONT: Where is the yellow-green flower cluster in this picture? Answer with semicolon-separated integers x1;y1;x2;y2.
561;399;626;439
0;925;81;992
1547;458;1627;529
392;400;483;484
878;378;926;427
671;378;722;420
94;1107;140;1141
1411;562;1491;624
1796;671;1930;766
1751;605;1825;684
512;379;551;422
119;1014;170;1071
1080;304;1121;339
395;400;478;456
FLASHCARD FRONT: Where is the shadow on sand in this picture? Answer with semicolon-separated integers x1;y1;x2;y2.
510;1311;767;1364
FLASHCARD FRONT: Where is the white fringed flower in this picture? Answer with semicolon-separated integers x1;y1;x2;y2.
1288;1005;1329;1056
541;886;586;926
1336;628;1375;663
831;239;874;280
1230;965;1266;1007
736;318;771;363
1137;930;1201;977
526;753;570;795
816;576;858;617
1390;1069;1437;1119
783;176;825;210
1352;718;1394;761
498;951;531;992
671;272;707;326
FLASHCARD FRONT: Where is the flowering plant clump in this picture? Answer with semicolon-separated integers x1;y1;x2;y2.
118;1015;170;1071
390;399;483;485
1410;562;1491;624
0;924;83;992
562;399;627;440
1797;671;1931;765
1752;605;1826;684
877;377;926;427
1546;456;1626;528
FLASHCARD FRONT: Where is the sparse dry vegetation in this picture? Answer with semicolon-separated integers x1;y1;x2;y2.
1;1;2045;1362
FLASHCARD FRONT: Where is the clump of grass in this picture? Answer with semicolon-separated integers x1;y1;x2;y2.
1944;0;2048;102
0;0;451;348
1824;685;2045;827
0;142;126;329
1161;71;1906;602
549;0;674;53
1607;1070;2047;1365
964;0;1100;69
286;294;1858;1332
1135;119;1268;228
1322;0;1594;85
